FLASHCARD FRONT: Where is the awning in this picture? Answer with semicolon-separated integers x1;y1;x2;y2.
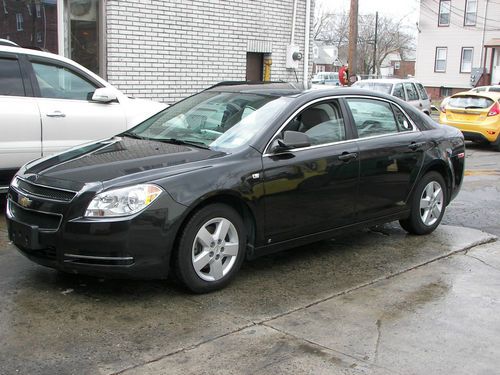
484;38;500;47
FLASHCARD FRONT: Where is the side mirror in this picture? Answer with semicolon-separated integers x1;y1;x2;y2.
92;87;118;103
271;131;311;153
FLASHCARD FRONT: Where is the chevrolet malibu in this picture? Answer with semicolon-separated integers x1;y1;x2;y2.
6;83;465;293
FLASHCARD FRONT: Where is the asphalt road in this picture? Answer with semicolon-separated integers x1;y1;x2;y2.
0;144;499;375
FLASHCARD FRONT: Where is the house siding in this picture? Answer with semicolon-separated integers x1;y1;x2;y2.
415;0;500;95
105;0;314;104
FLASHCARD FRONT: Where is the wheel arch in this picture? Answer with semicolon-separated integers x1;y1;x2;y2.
169;192;258;269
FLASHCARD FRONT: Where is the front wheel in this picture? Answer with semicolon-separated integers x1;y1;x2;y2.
399;172;447;235
174;204;246;293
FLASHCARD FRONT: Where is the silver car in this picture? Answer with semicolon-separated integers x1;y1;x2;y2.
353;79;432;115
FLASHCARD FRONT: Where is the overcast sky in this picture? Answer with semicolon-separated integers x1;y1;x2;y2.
317;0;420;31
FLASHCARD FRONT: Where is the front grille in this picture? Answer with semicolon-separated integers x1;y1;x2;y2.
9;201;62;230
17;179;76;202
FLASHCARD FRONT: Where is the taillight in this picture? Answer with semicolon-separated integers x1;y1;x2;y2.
488;102;500;116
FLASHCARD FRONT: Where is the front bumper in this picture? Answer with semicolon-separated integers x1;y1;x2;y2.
6;181;187;279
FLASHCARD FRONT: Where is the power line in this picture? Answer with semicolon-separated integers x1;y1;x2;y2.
420;2;500;30
430;0;500;25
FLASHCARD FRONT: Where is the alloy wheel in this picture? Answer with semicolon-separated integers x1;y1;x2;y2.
419;181;444;226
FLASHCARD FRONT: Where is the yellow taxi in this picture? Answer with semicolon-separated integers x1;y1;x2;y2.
439;91;500;150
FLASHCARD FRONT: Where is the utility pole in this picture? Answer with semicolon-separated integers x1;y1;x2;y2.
372;11;378;76
348;0;359;84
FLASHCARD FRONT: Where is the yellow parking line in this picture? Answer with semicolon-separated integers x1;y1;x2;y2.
464;169;500;176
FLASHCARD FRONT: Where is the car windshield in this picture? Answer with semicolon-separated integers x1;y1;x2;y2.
353;82;393;94
127;91;291;151
448;96;494;109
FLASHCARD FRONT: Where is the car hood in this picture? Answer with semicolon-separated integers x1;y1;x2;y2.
21;137;226;190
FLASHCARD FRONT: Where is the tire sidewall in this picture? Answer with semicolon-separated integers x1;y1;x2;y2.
175;204;246;293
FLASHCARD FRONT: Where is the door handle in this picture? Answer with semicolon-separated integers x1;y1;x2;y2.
338;152;358;162
408;141;425;151
46;111;66;118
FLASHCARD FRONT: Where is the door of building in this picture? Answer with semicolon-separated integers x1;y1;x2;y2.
246;53;263;81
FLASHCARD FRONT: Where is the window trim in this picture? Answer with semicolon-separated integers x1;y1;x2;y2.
263;95;418;156
435;47;448;73
464;0;477;26
438;0;451;27
460;47;474;73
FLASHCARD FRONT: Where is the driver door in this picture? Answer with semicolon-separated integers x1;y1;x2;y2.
261;99;360;244
28;58;126;156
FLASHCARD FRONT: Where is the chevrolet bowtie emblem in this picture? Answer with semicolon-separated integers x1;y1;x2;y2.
18;196;32;208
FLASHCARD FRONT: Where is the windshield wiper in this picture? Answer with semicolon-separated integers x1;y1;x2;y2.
121;131;150;140
158;138;210;149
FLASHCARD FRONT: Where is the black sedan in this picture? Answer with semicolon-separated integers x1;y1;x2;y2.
6;83;465;293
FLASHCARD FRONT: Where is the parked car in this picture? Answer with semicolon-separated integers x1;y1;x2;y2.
6;83;465;293
439;91;500;150
312;71;340;86
0;45;167;193
353;78;432;115
469;85;500;93
0;39;19;47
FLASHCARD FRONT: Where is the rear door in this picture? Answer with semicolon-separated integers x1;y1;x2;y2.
0;52;41;174
27;57;126;156
415;82;431;113
345;97;425;220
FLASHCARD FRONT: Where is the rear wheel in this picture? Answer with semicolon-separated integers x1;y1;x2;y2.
174;204;246;293
399;172;447;235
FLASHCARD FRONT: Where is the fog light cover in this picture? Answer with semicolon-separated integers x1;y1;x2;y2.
85;184;163;217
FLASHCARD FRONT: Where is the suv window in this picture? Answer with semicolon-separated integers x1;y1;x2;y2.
346;98;399;138
393;83;405;100
32;62;97;100
404;83;419;101
0;57;25;96
416;83;429;100
282;101;346;146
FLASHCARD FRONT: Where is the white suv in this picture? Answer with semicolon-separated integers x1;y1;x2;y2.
353;78;432;115
0;45;166;193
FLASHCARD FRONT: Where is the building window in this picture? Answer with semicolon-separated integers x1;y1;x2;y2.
464;0;477;26
16;13;23;31
440;87;452;97
36;32;42;43
435;47;447;72
36;4;41;18
394;62;401;70
26;4;32;16
3;0;7;15
461;47;473;73
438;0;451;26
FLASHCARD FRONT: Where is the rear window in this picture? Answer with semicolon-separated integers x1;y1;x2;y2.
353;82;393;94
490;87;500;92
448;96;494;109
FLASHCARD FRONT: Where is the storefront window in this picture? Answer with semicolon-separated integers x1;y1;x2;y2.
0;0;58;53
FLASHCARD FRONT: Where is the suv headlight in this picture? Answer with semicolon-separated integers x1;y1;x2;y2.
85;184;163;217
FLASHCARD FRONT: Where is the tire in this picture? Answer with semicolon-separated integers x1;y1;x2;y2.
399;171;447;235
174;203;246;293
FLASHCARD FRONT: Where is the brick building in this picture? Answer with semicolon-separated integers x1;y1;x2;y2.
1;0;314;104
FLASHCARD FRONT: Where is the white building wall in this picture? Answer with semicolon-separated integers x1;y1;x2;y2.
105;0;314;104
416;0;500;90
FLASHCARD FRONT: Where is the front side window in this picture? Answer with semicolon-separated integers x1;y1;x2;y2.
346;98;399;138
393;84;405;100
130;92;291;151
404;83;419;101
435;47;447;72
32;62;97;100
416;83;429;100
439;0;451;26
0;57;25;96
465;0;477;26
280;101;346;146
460;47;473;73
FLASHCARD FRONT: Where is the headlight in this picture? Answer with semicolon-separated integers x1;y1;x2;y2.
85;184;163;217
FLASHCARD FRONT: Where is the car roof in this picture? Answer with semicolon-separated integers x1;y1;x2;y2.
354;78;420;84
0;45;109;87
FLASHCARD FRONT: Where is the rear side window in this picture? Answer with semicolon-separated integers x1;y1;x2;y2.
404;83;419;101
346;98;399;138
490;87;500;92
32;62;97;100
0;57;25;96
393;84;405;99
392;105;413;131
448;96;493;109
416;83;429;100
